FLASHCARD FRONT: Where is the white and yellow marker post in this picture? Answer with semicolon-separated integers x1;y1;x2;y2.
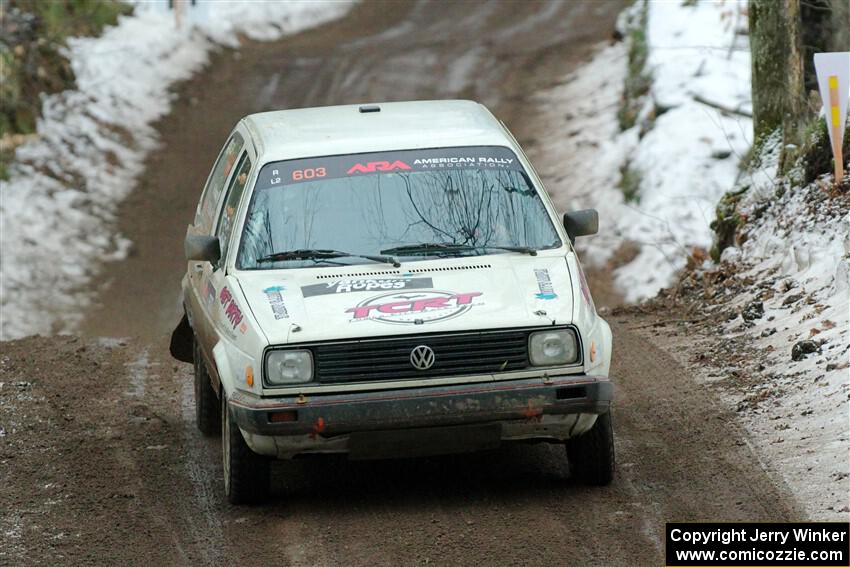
814;52;850;185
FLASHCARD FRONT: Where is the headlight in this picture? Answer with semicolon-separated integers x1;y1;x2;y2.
265;350;313;385
529;329;579;366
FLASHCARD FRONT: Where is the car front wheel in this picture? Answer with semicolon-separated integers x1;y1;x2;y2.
566;411;615;486
222;393;270;504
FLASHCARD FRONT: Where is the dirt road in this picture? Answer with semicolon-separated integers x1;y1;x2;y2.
1;1;802;565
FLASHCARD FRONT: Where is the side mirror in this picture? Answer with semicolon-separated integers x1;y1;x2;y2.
563;209;598;244
185;233;221;263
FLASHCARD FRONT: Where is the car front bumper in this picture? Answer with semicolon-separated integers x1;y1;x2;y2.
228;374;612;459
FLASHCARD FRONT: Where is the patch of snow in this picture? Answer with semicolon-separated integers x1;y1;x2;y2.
0;1;355;340
716;140;850;520
536;0;751;302
125;348;151;398
533;42;631;258
648;0;750;114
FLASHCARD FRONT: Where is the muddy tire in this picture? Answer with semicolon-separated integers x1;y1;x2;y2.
193;336;220;436
222;393;270;505
567;411;615;486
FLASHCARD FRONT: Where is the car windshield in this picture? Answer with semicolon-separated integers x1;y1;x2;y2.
237;146;562;269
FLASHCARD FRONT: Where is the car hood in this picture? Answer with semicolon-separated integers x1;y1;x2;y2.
236;254;574;345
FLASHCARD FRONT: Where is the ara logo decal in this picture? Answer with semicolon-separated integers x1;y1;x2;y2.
262;285;289;320
534;269;557;300
347;160;411;175
219;286;247;333
346;290;483;325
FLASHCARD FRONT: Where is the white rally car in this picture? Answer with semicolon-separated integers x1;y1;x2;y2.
171;100;614;504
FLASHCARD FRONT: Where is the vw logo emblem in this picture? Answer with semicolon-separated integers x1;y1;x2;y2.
409;345;435;370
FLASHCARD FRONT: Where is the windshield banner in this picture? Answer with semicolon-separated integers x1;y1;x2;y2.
255;146;523;191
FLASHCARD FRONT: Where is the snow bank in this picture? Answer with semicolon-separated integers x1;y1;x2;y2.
0;1;355;340
537;0;848;518
537;0;751;302
715;136;850;520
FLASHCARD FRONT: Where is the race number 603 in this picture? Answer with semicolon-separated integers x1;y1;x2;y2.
292;167;327;181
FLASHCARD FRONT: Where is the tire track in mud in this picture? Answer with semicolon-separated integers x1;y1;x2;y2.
177;372;229;565
119;348;193;565
1;338;210;565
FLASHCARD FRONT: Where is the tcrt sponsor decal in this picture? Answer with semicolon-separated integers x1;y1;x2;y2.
534;268;557;300
301;277;433;298
262;285;289;320
346;290;483;325
347;160;411;175
220;286;248;334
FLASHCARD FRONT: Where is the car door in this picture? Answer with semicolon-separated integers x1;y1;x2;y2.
205;150;253;348
186;132;244;364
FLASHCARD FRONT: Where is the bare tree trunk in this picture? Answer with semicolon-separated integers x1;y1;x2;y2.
715;1;848;258
784;0;805;131
749;0;790;141
750;0;845;152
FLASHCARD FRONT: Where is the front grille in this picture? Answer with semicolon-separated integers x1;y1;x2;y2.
305;328;542;384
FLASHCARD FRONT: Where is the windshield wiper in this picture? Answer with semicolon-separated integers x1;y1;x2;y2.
481;245;538;256
380;243;537;256
380;243;473;255
257;248;400;267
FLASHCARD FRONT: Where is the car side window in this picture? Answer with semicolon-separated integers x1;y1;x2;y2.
196;132;244;229
215;152;252;267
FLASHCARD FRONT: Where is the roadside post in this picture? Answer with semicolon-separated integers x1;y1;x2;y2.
814;52;850;185
174;0;183;29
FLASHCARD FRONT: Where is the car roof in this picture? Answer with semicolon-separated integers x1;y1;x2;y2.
241;100;515;163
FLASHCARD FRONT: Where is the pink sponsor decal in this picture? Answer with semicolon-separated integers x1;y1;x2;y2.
220;286;246;332
346;291;483;325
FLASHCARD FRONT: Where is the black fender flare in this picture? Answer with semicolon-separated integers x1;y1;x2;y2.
170;312;193;363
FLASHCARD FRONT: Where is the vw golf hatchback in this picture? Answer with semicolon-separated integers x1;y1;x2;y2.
172;100;614;504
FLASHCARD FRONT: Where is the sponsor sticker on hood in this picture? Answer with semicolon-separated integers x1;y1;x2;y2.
346;290;483;325
534;268;558;300
262;285;289;320
301;277;434;298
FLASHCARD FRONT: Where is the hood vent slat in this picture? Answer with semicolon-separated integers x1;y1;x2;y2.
315;264;492;280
